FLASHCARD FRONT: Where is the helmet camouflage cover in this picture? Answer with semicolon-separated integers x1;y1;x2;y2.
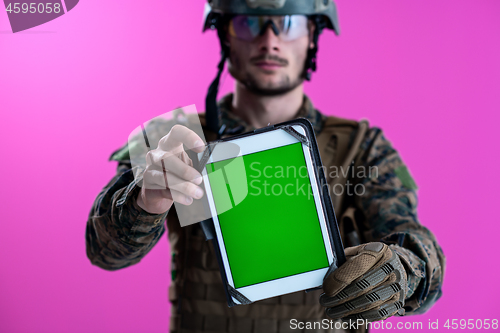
203;0;340;35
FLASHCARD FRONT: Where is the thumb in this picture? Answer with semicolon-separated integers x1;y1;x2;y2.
323;242;388;297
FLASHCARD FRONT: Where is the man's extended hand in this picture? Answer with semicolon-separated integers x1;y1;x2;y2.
136;125;206;215
320;242;407;322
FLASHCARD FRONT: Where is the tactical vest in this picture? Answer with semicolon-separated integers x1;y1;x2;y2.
166;115;370;333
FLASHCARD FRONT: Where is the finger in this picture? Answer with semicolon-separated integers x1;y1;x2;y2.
323;243;390;297
147;149;195;170
161;153;202;184
342;299;405;323
165;172;204;199
144;166;195;188
142;187;194;206
143;166;167;190
144;169;204;199
146;149;175;166
146;150;202;184
159;125;205;153
323;282;403;319
178;150;194;168
321;250;402;306
169;188;196;206
320;272;394;308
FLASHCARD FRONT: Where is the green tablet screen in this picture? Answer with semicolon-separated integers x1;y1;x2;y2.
206;142;329;289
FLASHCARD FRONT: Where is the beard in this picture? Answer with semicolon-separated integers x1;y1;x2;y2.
242;71;304;96
228;53;305;97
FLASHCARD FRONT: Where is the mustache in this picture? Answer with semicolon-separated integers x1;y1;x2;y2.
250;54;288;66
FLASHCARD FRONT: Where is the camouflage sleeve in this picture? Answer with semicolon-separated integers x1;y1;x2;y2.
85;155;169;271
354;128;446;315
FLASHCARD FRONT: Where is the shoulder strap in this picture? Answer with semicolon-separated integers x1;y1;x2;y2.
317;116;368;186
317;116;369;248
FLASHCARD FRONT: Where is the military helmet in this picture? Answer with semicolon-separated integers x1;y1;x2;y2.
203;0;340;35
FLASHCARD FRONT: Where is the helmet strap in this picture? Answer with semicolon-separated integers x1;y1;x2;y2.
304;16;326;81
205;22;230;138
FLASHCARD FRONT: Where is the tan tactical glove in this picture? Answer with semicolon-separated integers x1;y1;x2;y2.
320;242;408;322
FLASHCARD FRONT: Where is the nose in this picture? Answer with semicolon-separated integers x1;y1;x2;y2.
256;25;280;53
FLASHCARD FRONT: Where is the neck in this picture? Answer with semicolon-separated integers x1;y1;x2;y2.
231;82;305;129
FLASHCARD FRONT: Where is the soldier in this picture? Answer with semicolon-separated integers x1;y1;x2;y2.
86;1;445;332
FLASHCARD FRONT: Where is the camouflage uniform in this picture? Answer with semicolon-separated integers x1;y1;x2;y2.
86;93;445;333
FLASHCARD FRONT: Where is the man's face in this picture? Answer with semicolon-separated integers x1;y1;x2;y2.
227;17;314;96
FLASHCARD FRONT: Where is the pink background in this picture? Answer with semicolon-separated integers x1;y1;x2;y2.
1;0;499;332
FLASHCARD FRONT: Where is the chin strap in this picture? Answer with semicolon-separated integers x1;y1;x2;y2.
205;54;226;137
305;16;326;81
206;22;230;138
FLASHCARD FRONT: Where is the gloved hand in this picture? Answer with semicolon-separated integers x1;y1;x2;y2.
320;242;408;322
